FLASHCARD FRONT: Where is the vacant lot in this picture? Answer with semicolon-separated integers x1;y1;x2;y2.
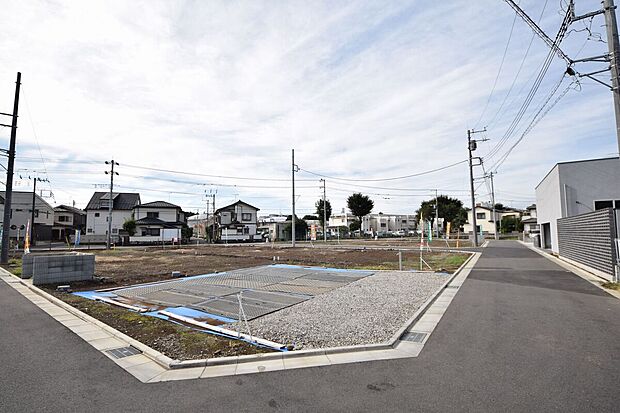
72;244;470;291
13;244;470;360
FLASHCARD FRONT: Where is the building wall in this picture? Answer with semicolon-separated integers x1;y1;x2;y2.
0;192;54;239
536;159;620;253
463;207;496;234
133;207;179;222
86;210;133;235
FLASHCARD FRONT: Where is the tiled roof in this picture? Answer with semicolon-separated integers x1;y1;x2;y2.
137;201;181;209
54;204;86;215
215;200;260;214
85;192;141;210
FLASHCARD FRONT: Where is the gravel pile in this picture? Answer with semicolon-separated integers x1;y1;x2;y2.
242;271;448;349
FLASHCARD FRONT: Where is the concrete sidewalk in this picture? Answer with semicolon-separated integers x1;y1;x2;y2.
1;241;619;412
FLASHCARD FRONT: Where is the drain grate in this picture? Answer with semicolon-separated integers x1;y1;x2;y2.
105;346;142;359
401;332;427;343
446;285;460;289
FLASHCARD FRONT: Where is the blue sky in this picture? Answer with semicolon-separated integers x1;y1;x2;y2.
0;0;617;215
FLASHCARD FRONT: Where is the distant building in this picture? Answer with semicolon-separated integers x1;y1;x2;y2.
214;200;260;242
52;204;86;241
0;191;54;242
521;204;538;238
463;203;523;235
85;192;141;239
131;201;187;243
257;214;287;241
329;211;417;236
536;157;620;252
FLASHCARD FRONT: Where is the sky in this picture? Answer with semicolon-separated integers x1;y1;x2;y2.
0;0;617;217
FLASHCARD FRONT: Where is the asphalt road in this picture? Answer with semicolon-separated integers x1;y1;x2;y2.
1;241;618;412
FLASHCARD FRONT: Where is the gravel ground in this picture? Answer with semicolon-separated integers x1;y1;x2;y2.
243;271;448;349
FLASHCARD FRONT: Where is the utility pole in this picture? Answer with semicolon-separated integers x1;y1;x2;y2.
205;199;210;242
603;0;620;155
434;189;439;239
321;179;327;242
104;160;119;250
1;72;21;264
291;149;297;247
489;172;498;240
468;129;486;247
28;176;47;246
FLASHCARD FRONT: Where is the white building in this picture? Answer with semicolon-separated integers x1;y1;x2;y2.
85;192;141;239
131;201;187;243
535;157;620;252
0;191;54;242
463;203;523;235
215;200;259;242
328;211;417;235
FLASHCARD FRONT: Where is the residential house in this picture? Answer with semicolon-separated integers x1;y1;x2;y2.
0;191;54;243
257;215;287;241
361;213;417;235
215;200;259;242
521;204;539;238
85;192;141;241
52;204;86;241
131;201;187;243
463;203;523;235
535;157;620;252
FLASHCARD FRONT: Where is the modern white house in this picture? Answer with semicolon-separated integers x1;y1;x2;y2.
257;214;288;241
131;201;187;243
535;157;620;252
215;200;259;242
85;192;141;241
328;210;417;235
0;191;54;242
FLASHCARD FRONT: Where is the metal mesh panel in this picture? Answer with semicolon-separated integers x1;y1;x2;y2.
557;208;618;279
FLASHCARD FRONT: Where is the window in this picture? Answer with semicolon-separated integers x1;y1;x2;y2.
476;212;486;219
243;227;250;234
87;228;93;233
58;215;70;222
142;228;160;236
242;213;252;221
112;228;118;234
380;223;387;227
95;212;100;217
147;212;159;219
402;220;407;224
594;200;613;210
237;228;243;234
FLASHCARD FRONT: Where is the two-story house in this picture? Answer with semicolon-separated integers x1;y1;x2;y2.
0;191;54;243
131;201;187;242
85;192;141;240
52;204;86;241
214;200;259;242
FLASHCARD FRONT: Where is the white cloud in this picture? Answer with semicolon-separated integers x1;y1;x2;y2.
0;0;616;215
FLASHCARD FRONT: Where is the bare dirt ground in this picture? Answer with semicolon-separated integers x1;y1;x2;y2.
84;244;468;291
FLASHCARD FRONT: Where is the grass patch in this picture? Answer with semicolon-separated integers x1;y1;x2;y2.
348;252;469;273
2;257;22;277
601;282;620;291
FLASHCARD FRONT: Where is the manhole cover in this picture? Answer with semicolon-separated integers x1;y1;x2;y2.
401;332;427;343
105;346;142;359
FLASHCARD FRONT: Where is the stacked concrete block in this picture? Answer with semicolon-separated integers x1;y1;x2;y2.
24;253;95;285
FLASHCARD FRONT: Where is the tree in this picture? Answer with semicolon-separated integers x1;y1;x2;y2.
348;220;361;232
284;215;308;241
315;199;332;231
347;193;373;236
500;215;523;233
181;223;193;241
122;219;136;236
494;203;505;211
416;195;467;232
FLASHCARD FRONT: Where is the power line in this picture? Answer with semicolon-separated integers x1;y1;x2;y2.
298;159;468;182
